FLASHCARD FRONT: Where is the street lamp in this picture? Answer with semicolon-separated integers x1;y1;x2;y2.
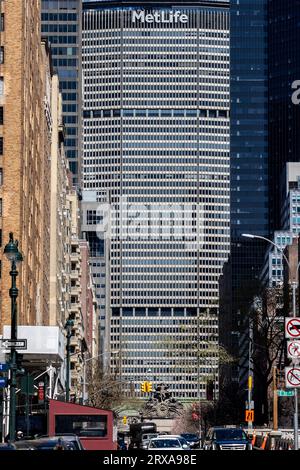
64;318;73;402
4;232;23;442
83;350;119;405
242;233;299;448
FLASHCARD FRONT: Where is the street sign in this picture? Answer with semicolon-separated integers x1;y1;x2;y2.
0;363;9;372
245;410;254;422
287;341;300;359
285;367;300;388
246;400;255;409
285;318;300;339
277;390;295;397
0;338;27;350
0;378;7;388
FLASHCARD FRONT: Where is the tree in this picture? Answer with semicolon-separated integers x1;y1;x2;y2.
86;364;126;410
246;286;285;424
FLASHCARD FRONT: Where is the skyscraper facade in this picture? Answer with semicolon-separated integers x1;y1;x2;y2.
220;0;269;383
41;0;82;185
268;0;300;233
82;0;230;398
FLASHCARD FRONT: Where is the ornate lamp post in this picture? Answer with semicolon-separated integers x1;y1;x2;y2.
4;232;23;442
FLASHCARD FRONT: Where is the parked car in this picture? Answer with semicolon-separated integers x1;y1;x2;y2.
54;434;85;450
33;434;84;450
148;437;190;450
203;427;252;450
0;443;16;450
141;433;159;450
23;437;71;450
180;433;200;448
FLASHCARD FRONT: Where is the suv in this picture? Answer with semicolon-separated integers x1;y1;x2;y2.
203;427;252;451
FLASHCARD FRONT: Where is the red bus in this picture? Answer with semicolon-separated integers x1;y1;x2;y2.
16;399;117;450
48;400;117;450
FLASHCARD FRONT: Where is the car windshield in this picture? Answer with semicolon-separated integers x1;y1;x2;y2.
150;439;180;448
215;429;247;441
33;440;63;449
182;434;197;440
143;434;157;440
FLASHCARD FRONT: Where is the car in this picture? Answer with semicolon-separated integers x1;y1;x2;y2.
22;437;71;450
141;433;159;450
203;426;252;450
148;437;190;450
0;443;16;450
180;433;200;449
35;434;84;450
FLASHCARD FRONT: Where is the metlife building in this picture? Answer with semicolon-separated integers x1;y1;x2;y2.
82;0;229;399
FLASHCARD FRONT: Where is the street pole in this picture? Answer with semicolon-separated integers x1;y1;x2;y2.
248;316;253;431
292;282;299;450
9;260;18;442
197;312;201;443
273;366;278;431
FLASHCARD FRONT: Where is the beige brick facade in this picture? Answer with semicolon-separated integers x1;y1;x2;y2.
0;0;51;332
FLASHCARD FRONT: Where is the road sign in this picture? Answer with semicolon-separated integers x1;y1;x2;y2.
0;363;9;372
277;390;295;397
246;400;255;409
245;410;254;422
0;339;27;350
287;341;300;359
285;367;300;388
0;378;7;388
285;318;300;339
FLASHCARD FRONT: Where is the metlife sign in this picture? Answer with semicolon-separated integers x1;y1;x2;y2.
132;10;189;25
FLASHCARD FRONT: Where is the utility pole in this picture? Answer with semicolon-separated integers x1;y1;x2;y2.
273;366;278;431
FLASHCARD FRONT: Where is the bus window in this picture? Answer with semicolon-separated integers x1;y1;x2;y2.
55;415;107;437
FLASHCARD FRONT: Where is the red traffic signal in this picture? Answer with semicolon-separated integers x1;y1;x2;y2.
38;382;45;403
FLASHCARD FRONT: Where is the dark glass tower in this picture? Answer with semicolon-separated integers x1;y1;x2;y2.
41;0;82;186
220;0;269;402
268;0;300;233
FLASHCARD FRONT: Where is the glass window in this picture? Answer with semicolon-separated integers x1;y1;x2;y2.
55;415;107;437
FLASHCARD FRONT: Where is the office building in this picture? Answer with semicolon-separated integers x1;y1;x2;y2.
82;0;230;398
219;0;269;386
0;1;52;331
41;0;82;185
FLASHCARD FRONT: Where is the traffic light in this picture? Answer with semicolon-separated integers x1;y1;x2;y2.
16;352;25;375
141;381;147;393
147;382;153;393
123;416;127;425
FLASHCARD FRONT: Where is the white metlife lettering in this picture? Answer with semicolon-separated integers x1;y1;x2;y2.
132;10;189;25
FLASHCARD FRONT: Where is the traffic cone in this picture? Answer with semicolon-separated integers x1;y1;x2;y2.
260;433;268;450
251;431;256;447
